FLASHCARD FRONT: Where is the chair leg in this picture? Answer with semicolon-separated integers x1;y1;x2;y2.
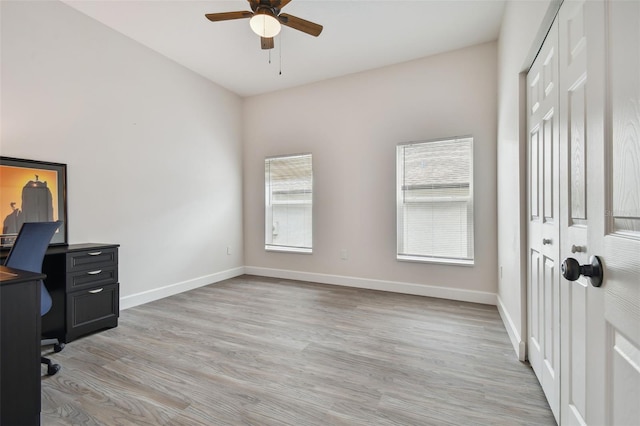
41;337;64;375
41;356;61;376
42;337;63;350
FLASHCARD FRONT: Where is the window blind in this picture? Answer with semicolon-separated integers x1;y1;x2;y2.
396;137;474;264
265;153;313;253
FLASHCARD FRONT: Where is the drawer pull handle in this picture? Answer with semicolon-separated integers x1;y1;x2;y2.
87;270;102;275
88;288;103;294
87;251;102;256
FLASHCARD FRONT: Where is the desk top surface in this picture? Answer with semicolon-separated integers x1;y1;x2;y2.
43;243;120;255
1;243;119;259
0;265;45;284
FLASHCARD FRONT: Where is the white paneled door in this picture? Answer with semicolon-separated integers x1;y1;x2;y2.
530;0;640;424
586;0;640;423
558;1;607;423
527;17;561;422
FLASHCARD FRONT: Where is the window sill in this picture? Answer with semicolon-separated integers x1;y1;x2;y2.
265;246;312;254
396;254;474;267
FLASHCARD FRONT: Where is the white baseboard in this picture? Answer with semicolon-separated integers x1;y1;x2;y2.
497;295;527;361
121;266;497;312
120;266;245;310
244;266;497;305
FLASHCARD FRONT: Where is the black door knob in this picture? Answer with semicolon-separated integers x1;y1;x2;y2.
561;256;604;287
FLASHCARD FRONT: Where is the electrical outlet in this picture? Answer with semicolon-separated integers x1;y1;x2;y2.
340;249;348;260
227;246;232;255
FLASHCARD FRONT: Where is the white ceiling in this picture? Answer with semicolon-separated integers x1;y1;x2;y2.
62;0;506;97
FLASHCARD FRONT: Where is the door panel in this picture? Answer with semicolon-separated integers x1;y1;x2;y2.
569;279;588;419
544;113;555;221
530;249;542;364
542;255;559;406
610;329;640;425
569;82;587;222
531;129;540;218
609;0;640;236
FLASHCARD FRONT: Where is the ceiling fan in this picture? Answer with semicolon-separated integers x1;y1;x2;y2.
205;0;323;50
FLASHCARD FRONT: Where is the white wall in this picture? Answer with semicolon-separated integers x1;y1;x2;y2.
497;0;557;359
2;0;553;327
1;0;244;307
244;42;498;304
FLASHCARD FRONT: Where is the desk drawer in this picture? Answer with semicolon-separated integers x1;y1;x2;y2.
66;266;118;292
66;248;118;272
66;283;119;342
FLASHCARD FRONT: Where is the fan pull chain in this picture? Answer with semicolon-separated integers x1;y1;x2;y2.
279;31;283;75
268;49;271;64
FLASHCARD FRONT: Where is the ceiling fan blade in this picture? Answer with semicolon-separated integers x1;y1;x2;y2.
278;13;323;37
261;37;275;50
205;11;253;22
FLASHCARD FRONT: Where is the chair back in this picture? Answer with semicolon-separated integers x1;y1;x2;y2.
4;221;61;272
4;221;62;316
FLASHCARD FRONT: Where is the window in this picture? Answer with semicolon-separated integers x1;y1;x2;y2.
396;137;474;265
265;153;313;253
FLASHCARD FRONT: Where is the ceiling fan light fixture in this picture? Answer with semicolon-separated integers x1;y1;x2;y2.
249;12;281;38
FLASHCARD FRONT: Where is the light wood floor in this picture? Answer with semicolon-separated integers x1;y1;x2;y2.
41;275;554;425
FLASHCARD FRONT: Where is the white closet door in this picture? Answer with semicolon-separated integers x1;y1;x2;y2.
527;18;561;422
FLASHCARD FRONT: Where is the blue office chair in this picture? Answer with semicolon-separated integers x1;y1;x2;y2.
3;221;64;376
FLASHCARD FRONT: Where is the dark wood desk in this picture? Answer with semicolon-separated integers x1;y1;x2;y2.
42;243;119;343
0;265;44;426
2;243;120;344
